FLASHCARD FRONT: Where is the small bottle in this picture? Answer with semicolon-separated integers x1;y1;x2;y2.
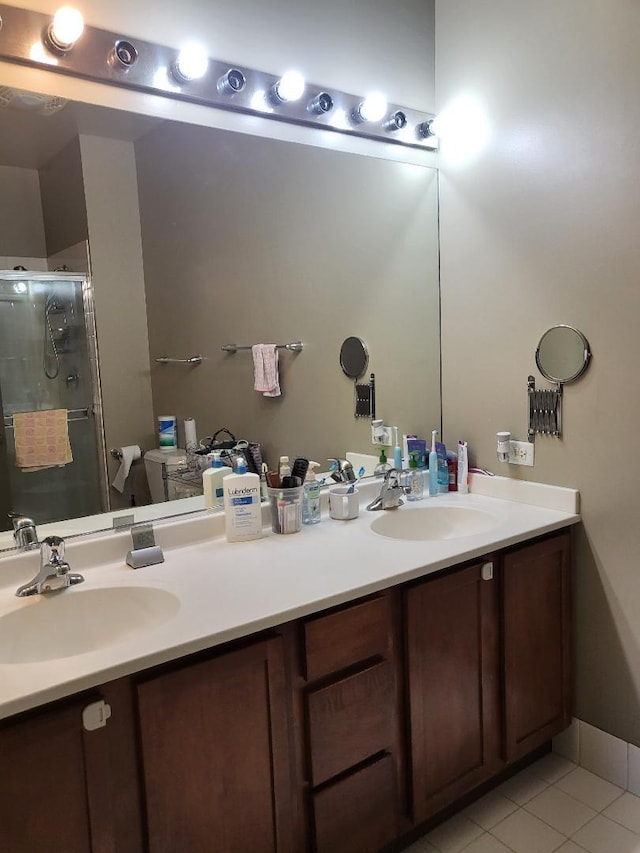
279;456;291;480
374;448;391;477
437;442;449;495
202;451;231;509
428;430;439;497
447;450;458;491
223;458;262;542
406;452;424;501
302;461;321;524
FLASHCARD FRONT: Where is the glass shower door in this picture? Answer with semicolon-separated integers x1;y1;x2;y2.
0;271;107;530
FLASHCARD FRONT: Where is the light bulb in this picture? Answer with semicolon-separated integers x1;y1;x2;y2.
434;95;491;164
353;92;387;124
49;6;84;50
272;71;305;103
173;43;209;82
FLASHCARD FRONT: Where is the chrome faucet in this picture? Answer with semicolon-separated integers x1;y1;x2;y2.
328;458;356;483
10;514;39;550
15;536;85;597
366;468;405;511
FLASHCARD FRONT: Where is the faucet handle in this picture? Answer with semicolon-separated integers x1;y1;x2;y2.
41;536;67;569
384;468;403;487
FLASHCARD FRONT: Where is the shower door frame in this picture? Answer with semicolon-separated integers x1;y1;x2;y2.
0;270;110;517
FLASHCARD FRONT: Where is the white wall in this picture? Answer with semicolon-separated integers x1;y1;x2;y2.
437;0;640;744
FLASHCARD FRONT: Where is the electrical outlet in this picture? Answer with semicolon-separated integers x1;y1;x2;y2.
509;440;535;466
371;425;393;446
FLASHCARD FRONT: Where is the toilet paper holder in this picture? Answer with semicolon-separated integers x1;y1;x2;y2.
111;448;146;460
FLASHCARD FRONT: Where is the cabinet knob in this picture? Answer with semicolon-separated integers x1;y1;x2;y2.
481;562;494;581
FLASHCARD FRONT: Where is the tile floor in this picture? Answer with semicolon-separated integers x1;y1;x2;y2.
404;752;640;853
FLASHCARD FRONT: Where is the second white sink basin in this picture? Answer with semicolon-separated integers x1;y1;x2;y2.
370;505;498;541
0;586;180;664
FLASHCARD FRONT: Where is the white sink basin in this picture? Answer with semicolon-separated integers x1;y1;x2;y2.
370;505;498;541
0;586;180;664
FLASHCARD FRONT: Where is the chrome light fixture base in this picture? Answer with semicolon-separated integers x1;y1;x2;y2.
0;2;437;151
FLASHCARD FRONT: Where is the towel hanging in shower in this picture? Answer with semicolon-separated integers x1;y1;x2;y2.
13;409;73;472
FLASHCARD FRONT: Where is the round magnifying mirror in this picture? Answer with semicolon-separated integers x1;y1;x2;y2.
535;325;591;384
339;336;368;379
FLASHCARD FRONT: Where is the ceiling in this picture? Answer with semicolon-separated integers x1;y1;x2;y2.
0;87;163;170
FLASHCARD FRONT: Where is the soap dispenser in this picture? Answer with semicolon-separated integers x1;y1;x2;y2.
374;448;391;478
303;462;321;525
406;452;424;501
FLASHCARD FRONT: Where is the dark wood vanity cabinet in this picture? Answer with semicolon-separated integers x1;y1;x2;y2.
0;529;572;853
0;679;144;853
501;531;572;762
405;559;502;824
135;635;295;853
405;532;572;825
0;699;97;853
298;593;403;853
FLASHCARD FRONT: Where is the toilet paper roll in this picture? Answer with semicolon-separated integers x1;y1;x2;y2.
111;444;142;493
184;417;197;450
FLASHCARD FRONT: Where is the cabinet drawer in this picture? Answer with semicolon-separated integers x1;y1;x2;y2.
313;754;397;853
303;595;391;681
307;660;394;785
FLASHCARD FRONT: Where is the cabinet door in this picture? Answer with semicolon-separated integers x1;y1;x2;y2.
136;636;293;853
0;697;118;853
502;532;571;762
406;561;500;823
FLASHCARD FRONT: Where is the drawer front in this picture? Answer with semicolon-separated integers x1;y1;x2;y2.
313;754;397;853
307;660;394;785
303;595;391;681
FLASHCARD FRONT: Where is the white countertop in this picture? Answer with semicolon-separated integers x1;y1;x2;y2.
0;475;580;721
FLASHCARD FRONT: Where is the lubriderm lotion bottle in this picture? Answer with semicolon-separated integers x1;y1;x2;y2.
202;450;231;509
223;458;262;542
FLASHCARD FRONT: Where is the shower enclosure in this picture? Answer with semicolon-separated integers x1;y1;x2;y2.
0;271;108;531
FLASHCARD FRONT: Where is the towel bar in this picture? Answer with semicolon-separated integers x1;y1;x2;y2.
221;341;303;353
154;355;203;365
3;407;91;429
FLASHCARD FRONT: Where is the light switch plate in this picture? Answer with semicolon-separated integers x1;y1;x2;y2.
509;440;535;466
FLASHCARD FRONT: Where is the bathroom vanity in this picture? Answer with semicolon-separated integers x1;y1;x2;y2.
0;478;577;853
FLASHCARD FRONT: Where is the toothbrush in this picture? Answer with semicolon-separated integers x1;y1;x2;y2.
346;466;366;493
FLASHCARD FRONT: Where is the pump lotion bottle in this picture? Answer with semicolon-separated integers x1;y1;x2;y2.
202;450;231;509
223;458;262;542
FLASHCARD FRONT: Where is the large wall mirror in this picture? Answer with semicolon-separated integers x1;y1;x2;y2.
0;76;440;546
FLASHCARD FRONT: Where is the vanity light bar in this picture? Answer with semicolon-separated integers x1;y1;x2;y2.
0;3;437;151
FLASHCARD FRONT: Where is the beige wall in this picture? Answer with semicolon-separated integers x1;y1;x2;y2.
0;165;46;257
136;122;439;465
39;139;87;256
436;1;640;744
